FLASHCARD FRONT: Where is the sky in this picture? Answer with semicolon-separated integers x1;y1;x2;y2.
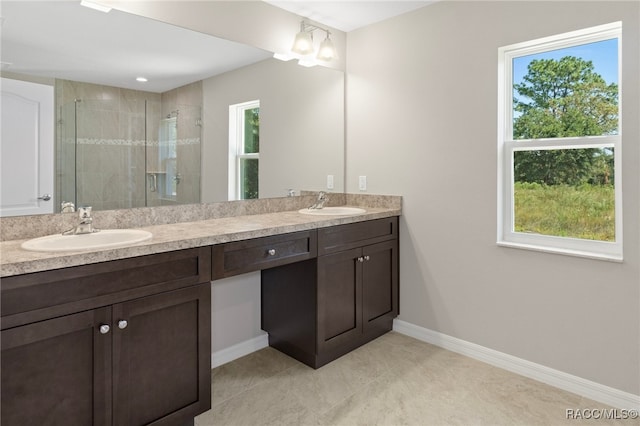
512;38;619;86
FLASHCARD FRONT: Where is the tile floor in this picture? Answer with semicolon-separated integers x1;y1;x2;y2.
195;332;622;425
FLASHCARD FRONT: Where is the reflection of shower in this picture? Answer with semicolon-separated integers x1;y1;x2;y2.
56;79;202;211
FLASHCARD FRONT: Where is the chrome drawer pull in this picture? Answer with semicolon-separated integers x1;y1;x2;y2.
268;249;276;256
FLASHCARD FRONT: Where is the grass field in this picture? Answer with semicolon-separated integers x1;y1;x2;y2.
514;182;615;241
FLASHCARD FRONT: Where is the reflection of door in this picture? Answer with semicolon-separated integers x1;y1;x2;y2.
1;78;54;216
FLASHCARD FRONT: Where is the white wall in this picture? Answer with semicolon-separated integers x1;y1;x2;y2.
211;272;264;353
346;1;639;395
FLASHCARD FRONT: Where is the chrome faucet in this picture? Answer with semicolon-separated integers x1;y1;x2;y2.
63;206;99;235
61;201;75;213
309;191;328;209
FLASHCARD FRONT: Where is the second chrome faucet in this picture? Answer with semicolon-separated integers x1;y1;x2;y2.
309;191;328;209
63;206;99;235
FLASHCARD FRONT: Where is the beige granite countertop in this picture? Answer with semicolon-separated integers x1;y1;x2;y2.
0;206;400;277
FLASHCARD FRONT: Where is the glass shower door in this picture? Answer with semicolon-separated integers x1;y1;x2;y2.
58;101;77;211
146;103;201;206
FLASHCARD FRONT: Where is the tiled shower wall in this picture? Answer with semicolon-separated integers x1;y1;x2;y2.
55;80;201;211
148;82;202;207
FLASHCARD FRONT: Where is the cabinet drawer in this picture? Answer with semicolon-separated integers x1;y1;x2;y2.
1;247;212;330
318;217;398;255
212;230;317;279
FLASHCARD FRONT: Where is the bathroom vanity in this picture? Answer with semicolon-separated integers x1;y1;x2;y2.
261;217;399;368
0;200;400;425
1;248;212;426
213;217;399;368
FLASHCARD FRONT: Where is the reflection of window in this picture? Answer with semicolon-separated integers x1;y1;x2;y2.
498;22;622;260
229;100;259;200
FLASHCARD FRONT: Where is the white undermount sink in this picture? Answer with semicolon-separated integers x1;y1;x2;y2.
21;229;153;252
298;206;366;216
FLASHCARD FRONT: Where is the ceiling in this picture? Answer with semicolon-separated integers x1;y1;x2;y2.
1;1;434;92
265;1;435;32
0;1;272;92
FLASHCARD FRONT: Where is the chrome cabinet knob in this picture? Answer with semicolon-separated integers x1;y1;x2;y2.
99;324;110;334
357;257;364;263
364;255;370;261
37;194;51;201
268;249;276;256
118;320;128;330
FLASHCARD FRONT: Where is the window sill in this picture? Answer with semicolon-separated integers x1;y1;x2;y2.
497;241;623;263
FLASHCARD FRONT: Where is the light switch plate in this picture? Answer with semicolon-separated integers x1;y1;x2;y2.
358;176;367;191
327;175;334;190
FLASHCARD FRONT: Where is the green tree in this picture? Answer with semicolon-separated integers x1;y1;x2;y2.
513;56;617;185
241;108;259;199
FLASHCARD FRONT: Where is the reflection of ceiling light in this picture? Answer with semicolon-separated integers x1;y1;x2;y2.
136;77;148;82
275;20;338;67
273;52;295;61
297;58;317;68
80;1;112;13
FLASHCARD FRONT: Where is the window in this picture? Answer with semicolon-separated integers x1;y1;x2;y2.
497;22;622;260
229;100;260;200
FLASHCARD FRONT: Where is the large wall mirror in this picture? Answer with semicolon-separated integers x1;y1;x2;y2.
0;1;344;216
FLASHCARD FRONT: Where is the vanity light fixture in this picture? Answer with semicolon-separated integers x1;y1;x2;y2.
136;77;148;82
80;0;112;13
291;21;316;56
316;33;338;62
275;20;338;67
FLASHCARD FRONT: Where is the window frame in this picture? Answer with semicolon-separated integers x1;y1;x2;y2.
228;100;260;200
497;22;623;261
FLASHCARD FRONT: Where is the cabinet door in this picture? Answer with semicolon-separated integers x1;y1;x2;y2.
362;240;399;334
1;307;112;426
317;247;362;352
112;283;211;426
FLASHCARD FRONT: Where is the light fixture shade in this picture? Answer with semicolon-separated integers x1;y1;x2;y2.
291;31;314;56
316;36;337;61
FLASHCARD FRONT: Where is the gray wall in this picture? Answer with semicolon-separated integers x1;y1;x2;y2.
202;58;344;202
345;1;639;394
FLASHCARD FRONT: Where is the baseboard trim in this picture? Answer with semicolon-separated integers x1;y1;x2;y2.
393;319;640;411
211;333;269;368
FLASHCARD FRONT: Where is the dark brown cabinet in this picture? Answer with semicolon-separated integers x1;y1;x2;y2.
1;248;212;426
262;217;399;368
212;230;317;279
318;239;398;356
112;284;211;426
1;308;112;426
